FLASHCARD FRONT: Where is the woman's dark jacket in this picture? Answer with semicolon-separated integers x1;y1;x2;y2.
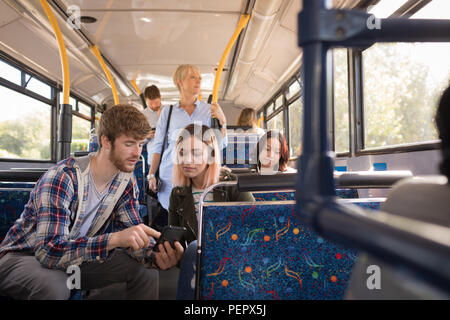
168;171;254;244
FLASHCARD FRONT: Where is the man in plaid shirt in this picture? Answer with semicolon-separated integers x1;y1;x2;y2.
0;104;184;299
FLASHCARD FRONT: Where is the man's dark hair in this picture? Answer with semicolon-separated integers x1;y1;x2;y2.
144;85;161;100
435;84;450;179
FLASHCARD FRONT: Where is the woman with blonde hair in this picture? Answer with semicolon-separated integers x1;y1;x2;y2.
236;108;265;134
147;64;228;230
169;123;254;244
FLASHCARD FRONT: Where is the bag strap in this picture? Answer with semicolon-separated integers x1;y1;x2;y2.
155;104;173;179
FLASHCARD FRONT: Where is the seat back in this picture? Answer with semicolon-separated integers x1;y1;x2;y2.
223;133;258;169
198;200;383;300
252;189;359;201
0;183;34;241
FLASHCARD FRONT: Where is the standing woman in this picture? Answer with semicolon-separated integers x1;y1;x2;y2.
147;65;227;228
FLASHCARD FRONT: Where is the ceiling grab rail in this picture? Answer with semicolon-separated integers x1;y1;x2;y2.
210;14;250;127
296;0;450;293
91;44;120;105
39;0;72;161
130;72;148;109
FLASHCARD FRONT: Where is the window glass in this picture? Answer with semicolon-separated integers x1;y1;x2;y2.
78;101;92;117
286;80;301;100
274;95;283;110
362;42;450;147
267;111;285;136
333;49;350;153
71;115;91;152
0;85;51;160
266;102;275;117
0;60;21;85
25;75;51;99
288;98;303;157
411;0;450;20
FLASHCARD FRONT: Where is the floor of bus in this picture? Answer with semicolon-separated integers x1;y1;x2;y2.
85;268;180;300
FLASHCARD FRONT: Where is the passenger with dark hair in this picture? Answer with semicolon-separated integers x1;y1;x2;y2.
142;85;162;168
0;105;183;300
257;130;296;174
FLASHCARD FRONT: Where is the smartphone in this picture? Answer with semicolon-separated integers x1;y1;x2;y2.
153;225;186;252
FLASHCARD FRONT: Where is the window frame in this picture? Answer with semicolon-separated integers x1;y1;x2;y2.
0;50;97;163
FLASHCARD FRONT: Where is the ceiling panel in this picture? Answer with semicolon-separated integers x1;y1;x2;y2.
61;0;244;12
0;0;21;28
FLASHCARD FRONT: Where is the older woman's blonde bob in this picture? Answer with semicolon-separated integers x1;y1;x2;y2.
173;64;201;92
172;123;221;189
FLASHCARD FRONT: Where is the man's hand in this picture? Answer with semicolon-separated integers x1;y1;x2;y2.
108;224;160;251
153;241;184;270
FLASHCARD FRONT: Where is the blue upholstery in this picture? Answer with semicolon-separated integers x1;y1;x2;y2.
0;188;32;241
222;134;258;169
252;189;359;201
88;133;99;153
198;200;382;300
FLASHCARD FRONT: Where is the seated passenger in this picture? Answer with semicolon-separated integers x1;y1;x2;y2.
345;85;450;299
169;124;254;245
236;108;265;135
0;105;183;300
257;130;296;174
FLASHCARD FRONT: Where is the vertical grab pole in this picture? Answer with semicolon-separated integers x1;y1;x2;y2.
296;0;335;210
91;44;120;105
39;0;72;161
131;78;148;109
212;14;250;104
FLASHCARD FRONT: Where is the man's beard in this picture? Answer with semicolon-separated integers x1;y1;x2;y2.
109;145;138;173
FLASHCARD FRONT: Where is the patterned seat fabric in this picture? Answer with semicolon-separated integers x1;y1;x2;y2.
199;200;382;300
222;134;258;169
253;189;359;201
0;187;32;241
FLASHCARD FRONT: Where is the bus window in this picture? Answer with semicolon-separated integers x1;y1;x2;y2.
78;102;92;118
71;115;91;152
286;80;301;101
25;74;52;100
333;48;349;153
0;85;51;160
288;97;303;158
0;60;21;85
267;110;285;135
362;42;450;148
361;1;450;149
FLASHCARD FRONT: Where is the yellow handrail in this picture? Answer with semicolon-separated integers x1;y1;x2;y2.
212;14;250;104
131;79;141;95
39;0;70;105
91;44;120;105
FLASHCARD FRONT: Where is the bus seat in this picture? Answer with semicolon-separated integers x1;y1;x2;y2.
0;187;32;241
133;156;148;220
222;133;258;169
252;188;359;201
88;132;99;153
345;176;450;299
196;200;383;300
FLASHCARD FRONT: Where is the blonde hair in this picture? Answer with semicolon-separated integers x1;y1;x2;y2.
172;124;221;188
173;64;201;92
236;108;258;127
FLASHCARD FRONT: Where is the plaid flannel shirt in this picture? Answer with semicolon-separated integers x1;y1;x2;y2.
0;155;154;270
